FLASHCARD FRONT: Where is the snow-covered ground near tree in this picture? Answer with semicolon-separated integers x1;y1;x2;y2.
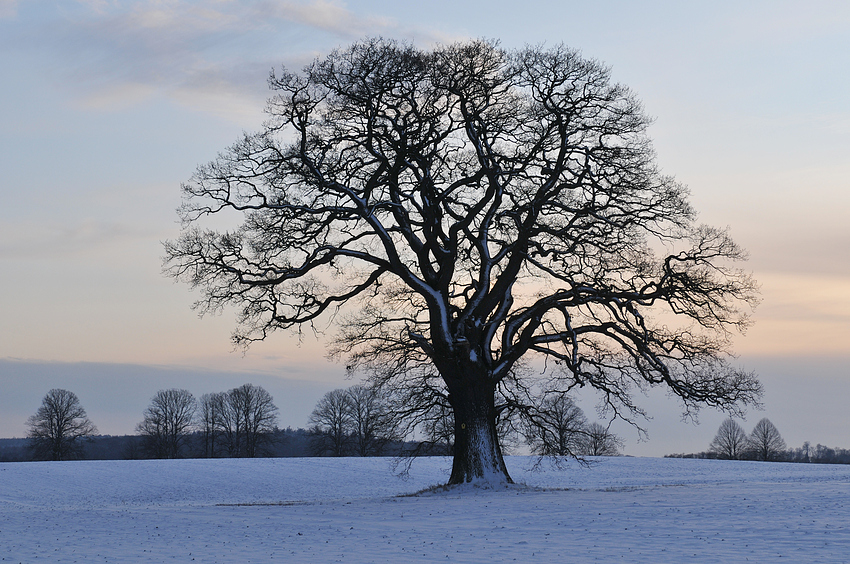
1;456;848;563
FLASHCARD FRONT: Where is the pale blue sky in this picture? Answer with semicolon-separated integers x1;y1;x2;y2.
1;0;848;455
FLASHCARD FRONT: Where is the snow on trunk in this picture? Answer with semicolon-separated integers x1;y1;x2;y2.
448;381;512;485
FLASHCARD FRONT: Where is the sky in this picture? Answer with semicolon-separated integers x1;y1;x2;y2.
1;0;849;456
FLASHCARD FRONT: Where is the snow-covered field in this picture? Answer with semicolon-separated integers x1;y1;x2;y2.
1;456;848;563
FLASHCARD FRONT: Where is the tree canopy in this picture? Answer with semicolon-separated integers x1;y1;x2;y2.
748;418;786;461
136;388;197;459
708;418;748;460
165;38;761;484
27;388;97;461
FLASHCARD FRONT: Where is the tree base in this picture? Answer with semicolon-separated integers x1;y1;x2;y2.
448;421;513;485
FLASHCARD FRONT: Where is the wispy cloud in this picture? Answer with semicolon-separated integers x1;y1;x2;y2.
0;218;157;260
264;0;397;38
8;1;453;120
741;272;850;356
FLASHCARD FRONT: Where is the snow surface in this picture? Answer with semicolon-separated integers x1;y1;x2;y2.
1;456;848;562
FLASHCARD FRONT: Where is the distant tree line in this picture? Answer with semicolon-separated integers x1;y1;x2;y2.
10;385;291;462
665;417;850;464
520;394;623;457
8;385;624;462
308;385;400;457
6;385;415;462
0;428;317;462
307;386;623;459
134;384;282;459
10;392;849;464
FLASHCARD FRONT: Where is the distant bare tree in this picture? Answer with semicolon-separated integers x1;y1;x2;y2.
812;443;836;464
495;411;523;456
346;385;396;456
229;383;279;457
747;418;786;461
199;392;227;457
708;418;748;460
309;389;352;456
579;422;622;456
524;394;587;456
419;402;455;455
136;389;197;459
200;385;279;457
26;389;97;461
215;389;242;457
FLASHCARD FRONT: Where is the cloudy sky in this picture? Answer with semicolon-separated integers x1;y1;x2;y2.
1;0;848;456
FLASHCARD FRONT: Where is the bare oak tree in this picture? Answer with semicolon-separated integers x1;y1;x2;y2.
708;418;748;460
136;389;197;459
747;418;786;461
165;39;761;484
26;389;97;461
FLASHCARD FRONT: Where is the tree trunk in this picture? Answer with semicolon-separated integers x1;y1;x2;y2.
447;379;513;485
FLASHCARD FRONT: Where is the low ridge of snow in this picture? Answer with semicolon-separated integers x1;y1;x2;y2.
1;456;848;562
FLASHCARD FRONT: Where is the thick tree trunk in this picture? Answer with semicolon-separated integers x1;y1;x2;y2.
447;379;513;485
